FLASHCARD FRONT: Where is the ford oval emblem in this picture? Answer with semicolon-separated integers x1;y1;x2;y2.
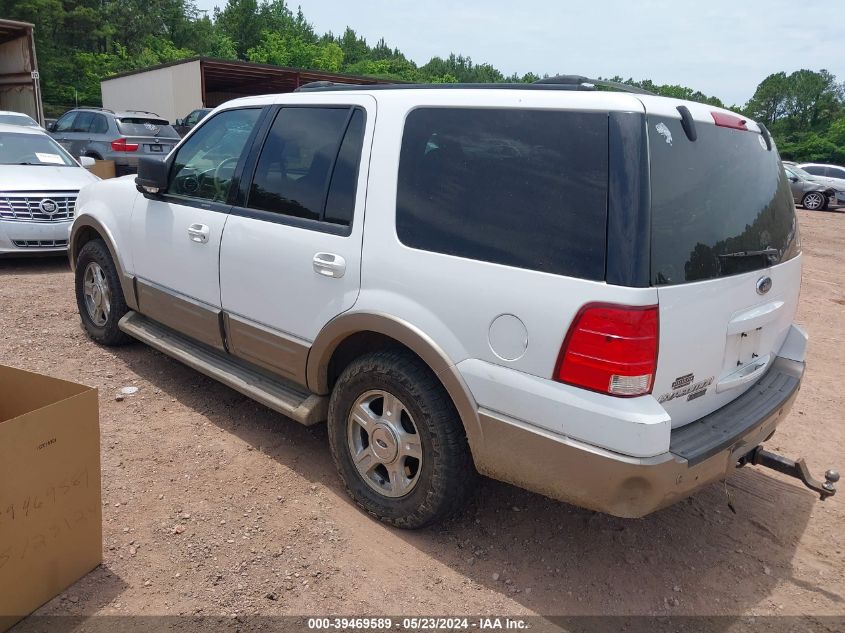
756;276;773;295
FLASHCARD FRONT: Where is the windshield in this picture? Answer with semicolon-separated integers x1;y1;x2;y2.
0;114;39;128
649;117;799;286
116;117;179;138
787;164;813;179
0;132;76;166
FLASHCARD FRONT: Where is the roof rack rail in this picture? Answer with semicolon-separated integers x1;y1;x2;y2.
295;81;340;92
532;75;656;95
76;106;115;114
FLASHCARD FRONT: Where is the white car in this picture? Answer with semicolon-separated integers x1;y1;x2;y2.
0;124;98;256
0;110;40;129
68;79;837;527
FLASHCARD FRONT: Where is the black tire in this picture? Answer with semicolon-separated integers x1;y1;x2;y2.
327;349;476;529
74;239;132;346
802;191;825;210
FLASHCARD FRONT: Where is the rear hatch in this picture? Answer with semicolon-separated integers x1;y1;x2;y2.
644;101;801;427
116;117;180;155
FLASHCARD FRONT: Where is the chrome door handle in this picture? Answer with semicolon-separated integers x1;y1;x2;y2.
188;223;210;243
313;252;346;278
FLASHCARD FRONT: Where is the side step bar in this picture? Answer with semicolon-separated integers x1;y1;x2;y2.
119;311;327;426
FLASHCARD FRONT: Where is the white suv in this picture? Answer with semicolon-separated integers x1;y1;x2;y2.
69;79;836;528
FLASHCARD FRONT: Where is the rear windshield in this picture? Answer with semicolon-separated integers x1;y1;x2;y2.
396;108;608;279
649;116;799;286
116;117;178;138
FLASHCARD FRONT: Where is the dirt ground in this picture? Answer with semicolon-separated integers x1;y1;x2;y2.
1;209;843;623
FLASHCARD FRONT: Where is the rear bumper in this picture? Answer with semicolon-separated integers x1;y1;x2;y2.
473;356;803;518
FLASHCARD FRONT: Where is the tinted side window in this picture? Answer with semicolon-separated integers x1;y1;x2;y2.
71;112;95;132
90;114;109;134
169;108;261;202
54;112;76;132
324;109;365;226
396;108;608;279
247;106;364;226
828;166;845;178
803;165;825;176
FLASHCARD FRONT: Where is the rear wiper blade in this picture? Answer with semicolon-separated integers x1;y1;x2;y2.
718;248;780;261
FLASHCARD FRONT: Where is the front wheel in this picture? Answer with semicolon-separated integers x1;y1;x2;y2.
327;350;476;528
802;191;825;210
74;239;132;346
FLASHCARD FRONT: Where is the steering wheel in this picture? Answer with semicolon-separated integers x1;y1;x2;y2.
213;157;240;200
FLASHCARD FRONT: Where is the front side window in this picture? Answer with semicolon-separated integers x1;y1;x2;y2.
802;165;825;176
54;112;76;133
396;107;609;279
247;106;365;227
169;108;261;202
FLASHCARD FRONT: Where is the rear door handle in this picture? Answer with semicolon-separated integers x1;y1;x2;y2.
188;223;210;243
313;252;346;278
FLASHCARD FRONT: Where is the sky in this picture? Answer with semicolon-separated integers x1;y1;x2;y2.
192;0;843;107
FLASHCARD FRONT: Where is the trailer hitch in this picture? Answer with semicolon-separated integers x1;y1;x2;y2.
739;446;839;500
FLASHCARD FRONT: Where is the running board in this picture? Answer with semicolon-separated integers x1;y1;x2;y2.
118;311;327;426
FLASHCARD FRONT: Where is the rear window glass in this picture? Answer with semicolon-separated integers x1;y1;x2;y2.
649;117;799;286
396;108;608;279
117;118;178;137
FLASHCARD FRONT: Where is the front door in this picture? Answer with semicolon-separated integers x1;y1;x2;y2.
219;96;375;383
129;106;263;350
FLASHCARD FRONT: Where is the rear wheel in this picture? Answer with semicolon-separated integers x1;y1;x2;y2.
75;239;132;346
327;350;476;528
802;191;825;210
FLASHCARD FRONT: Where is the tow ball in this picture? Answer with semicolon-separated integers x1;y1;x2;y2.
738;446;839;500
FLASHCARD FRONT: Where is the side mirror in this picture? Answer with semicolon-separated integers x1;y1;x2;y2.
788;176;798;182
135;156;170;196
79;156;96;168
48;122;57;132
175;118;183;126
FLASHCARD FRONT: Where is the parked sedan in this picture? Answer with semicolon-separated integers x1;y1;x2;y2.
0;110;40;128
0;124;98;256
783;164;836;210
797;163;845;204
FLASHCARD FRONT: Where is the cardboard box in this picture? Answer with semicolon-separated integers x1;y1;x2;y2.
0;365;101;632
86;160;116;180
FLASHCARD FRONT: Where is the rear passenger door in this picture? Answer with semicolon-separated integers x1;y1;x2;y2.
219;96;374;383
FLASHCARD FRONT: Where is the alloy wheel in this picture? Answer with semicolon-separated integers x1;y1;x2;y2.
347;389;423;498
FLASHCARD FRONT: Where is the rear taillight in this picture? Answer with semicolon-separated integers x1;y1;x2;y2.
111;138;139;152
554;303;659;397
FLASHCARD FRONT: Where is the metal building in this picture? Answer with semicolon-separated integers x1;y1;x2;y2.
0;18;44;125
101;57;392;123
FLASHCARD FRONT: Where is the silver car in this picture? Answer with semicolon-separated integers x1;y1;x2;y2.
49;107;180;176
783;164;837;210
797;162;845;205
0;124;98;256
